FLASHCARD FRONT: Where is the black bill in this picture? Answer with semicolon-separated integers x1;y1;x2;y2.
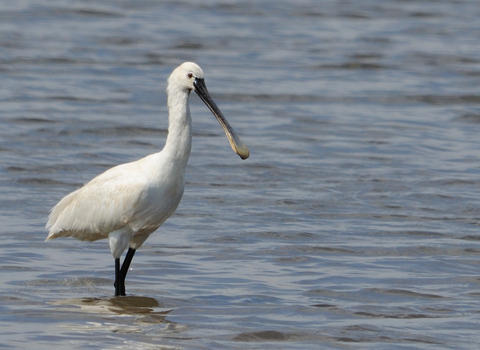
194;78;249;160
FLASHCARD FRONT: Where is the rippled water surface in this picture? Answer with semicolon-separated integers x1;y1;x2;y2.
1;1;480;349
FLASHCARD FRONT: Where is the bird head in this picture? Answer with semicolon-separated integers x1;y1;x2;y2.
168;62;249;160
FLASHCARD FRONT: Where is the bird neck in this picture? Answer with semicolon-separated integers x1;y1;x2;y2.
163;87;193;167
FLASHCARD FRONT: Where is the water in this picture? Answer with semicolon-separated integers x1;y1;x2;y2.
1;0;480;349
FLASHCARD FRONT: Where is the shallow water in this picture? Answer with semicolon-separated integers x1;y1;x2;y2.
1;0;480;349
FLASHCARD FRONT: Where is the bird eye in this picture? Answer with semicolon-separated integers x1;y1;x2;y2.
187;72;193;79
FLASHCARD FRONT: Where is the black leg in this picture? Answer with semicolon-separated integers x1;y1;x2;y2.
120;248;136;279
114;258;121;297
114;248;136;296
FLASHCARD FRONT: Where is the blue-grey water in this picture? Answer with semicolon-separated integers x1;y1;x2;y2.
1;1;480;349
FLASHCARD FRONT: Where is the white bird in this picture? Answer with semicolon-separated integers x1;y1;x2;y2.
46;62;249;296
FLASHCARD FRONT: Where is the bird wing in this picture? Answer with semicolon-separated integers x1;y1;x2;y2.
46;163;149;242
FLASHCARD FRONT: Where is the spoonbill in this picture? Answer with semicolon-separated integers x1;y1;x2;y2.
46;62;249;296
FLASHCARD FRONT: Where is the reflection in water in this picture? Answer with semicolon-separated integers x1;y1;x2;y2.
51;296;172;319
47;296;187;348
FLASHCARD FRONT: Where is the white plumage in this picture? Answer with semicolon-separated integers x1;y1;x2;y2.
46;62;249;296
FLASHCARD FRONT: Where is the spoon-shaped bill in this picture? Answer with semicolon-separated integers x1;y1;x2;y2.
194;78;249;160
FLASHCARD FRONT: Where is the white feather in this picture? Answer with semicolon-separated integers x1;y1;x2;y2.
45;62;201;258
46;61;248;266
